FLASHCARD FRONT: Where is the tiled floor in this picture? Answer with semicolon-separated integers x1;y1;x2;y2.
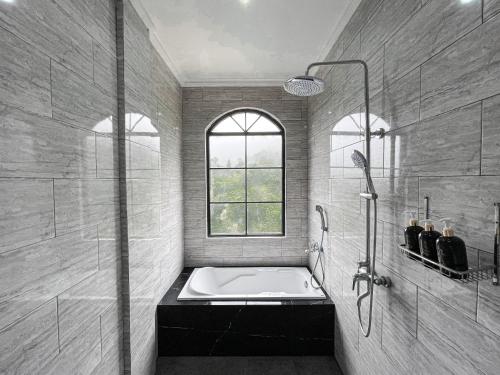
156;356;342;375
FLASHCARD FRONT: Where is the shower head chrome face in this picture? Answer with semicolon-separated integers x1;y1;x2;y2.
283;75;325;97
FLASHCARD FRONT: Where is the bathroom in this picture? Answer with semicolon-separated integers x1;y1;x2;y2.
1;0;499;374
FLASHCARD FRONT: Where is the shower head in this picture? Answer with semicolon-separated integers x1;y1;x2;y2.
316;205;328;232
351;149;368;170
351;150;377;196
283;75;325;97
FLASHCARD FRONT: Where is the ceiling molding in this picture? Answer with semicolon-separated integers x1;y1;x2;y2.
182;78;285;87
129;0;186;84
315;0;362;62
128;0;361;87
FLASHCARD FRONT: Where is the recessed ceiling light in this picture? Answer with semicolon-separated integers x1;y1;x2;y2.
239;0;251;6
1;0;16;3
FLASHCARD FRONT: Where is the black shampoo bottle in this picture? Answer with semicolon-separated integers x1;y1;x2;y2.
418;220;441;268
404;212;423;259
436;219;468;278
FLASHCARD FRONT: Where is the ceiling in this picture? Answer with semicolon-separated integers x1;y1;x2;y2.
131;0;361;86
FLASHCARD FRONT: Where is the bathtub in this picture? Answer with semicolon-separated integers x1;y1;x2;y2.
177;267;326;300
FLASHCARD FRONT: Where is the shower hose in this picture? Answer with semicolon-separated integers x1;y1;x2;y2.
311;226;326;289
356;199;377;337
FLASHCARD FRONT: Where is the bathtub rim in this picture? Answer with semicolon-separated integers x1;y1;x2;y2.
177;266;327;301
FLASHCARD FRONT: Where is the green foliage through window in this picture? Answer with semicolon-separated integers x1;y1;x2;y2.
207;110;285;236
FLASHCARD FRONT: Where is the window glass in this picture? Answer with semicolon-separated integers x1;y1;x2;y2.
207;110;284;236
210;169;245;202
211;117;243;133
209;136;245;168
247;135;282;167
247;116;281;132
247;203;282;234
247;169;282;202
246;112;260;130
210;203;246;235
231;113;246;130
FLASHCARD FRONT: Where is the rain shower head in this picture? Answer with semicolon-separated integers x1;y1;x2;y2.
283;75;325;97
351;150;377;196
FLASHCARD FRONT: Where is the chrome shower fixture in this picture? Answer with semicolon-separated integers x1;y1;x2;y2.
306;205;328;290
316;204;328;232
283;75;325;96
351;150;377;198
285;59;391;338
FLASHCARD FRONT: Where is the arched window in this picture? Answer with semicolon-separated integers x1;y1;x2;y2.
206;109;285;237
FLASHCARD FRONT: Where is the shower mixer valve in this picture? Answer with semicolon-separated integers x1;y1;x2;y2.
305;241;323;254
352;268;392;291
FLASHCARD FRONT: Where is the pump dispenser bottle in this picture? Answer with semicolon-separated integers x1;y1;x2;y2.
418;220;441;268
404;212;424;258
436;218;468;278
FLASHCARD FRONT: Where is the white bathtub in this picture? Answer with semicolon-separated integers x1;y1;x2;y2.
177;267;326;300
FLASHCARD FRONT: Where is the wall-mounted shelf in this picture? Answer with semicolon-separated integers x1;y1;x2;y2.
398;244;497;284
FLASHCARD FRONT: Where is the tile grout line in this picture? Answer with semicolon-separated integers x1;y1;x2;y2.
415;286;419;339
479;100;483;176
97;224;101;271
49;58;54;119
56;296;61;353
475;252;480;323
418;66;422;122
95;133;98;178
481;0;484;23
52;179;57;237
99;315;103;361
92;39;95;84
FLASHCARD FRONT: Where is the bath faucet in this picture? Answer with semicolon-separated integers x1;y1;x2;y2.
304;241;322;254
352;271;370;289
352;269;391;290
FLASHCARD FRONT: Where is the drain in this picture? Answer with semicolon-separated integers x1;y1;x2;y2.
304;280;309;288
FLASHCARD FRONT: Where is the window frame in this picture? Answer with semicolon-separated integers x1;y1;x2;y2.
206;108;286;237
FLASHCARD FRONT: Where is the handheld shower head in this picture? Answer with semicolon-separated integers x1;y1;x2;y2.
283;75;325;97
316;205;328;232
351;149;368;170
351;150;376;196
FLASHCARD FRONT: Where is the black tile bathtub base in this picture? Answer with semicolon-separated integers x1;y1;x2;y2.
157;268;335;356
156;356;344;375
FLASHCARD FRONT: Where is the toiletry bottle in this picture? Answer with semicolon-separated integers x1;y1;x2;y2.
436;219;469;279
404;212;424;259
418;220;441;268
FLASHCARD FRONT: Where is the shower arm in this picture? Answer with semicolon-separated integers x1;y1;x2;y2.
305;60;371;167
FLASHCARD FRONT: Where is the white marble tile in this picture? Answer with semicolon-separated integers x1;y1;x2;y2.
54;178;119;235
51;60;117;133
0;300;59;375
0;0;93;78
0;108;97;178
0;27;51;116
421;15;500;119
384;0;481;82
0;228;98;331
418;289;500;375
481;94;500;175
0;178;55;253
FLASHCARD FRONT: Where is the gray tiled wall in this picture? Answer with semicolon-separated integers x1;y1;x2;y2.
123;2;184;374
182;87;309;266
0;0;122;373
0;0;183;374
308;0;500;374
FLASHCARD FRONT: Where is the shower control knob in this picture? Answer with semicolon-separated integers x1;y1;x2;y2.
374;276;391;288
